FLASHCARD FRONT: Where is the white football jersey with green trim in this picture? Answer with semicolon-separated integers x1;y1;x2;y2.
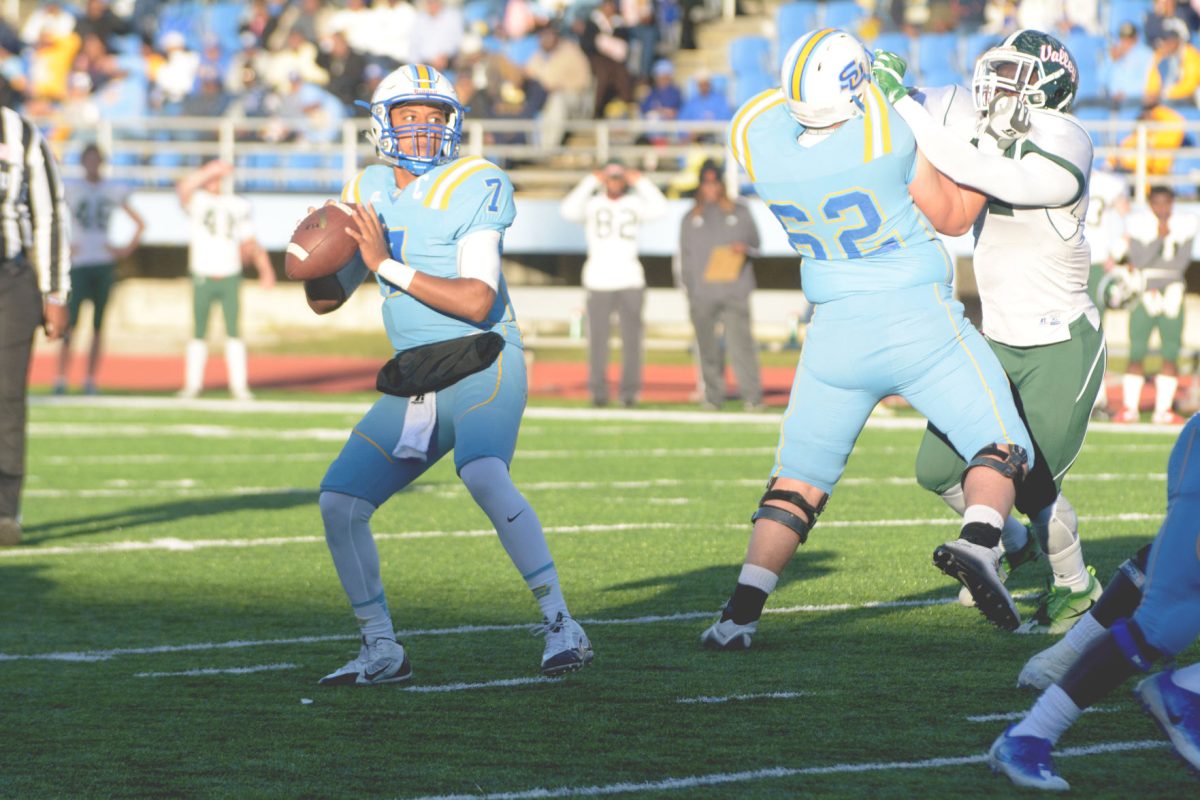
927;91;1097;346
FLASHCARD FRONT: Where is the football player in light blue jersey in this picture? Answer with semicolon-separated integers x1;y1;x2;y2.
304;64;592;686
702;29;1038;649
990;414;1200;791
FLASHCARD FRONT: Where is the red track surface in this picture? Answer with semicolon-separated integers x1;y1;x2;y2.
30;352;1177;409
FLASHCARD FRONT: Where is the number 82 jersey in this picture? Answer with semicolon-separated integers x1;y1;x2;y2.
730;88;955;304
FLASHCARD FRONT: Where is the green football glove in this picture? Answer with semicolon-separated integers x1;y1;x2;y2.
871;50;909;104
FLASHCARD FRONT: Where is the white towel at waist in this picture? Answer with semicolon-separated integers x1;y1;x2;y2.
393;392;437;461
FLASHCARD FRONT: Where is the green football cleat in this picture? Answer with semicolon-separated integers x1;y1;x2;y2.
1017;567;1103;635
1002;527;1043;574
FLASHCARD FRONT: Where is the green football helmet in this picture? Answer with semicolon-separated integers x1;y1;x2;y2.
972;29;1079;113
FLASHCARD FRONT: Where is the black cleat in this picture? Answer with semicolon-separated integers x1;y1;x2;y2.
934;540;1020;631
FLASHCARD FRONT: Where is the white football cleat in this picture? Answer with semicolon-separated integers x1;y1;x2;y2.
1017;636;1082;690
933;539;1020;630
700;615;757;650
319;638;369;686
358;637;412;685
539;613;594;677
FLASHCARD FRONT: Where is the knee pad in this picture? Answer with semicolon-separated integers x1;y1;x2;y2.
939;484;966;516
1110;618;1161;673
1013;441;1056;517
962;443;1029;486
750;478;827;545
319;491;375;538
1039;495;1079;555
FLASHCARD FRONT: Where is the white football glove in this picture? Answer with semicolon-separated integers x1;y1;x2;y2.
978;94;1032;150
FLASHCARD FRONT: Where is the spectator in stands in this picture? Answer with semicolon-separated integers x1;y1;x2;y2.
1145;17;1200;107
1145;0;1198;46
317;31;368;111
326;0;379;61
240;0;279;48
75;0;131;53
410;0;464;73
678;69;731;128
678;160;763;411
182;66;232;117
524;23;592;145
57;71;101;133
225;32;267;97
1103;21;1155;108
278;72;345;144
262;29;328;92
21;2;76;46
502;0;542;39
622;0;659;83
28;25;80;106
74;32;116;92
641;59;682;121
269;0;334;52
580;0;633;118
153;31;199;112
226;65;277;129
198;34;231;84
560;160;668;408
55;144;144;396
1109;104;1187;175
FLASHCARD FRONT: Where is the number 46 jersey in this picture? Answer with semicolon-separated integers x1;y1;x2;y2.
730;87;954;304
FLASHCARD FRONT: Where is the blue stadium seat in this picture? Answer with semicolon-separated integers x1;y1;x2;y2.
916;33;960;85
821;1;864;31
964;31;1001;72
775;1;818;62
504;35;540;66
867;31;912;64
1065;33;1105;104
733;68;774;105
158;1;203;49
729;35;771;75
687;73;730;101
1108;0;1147;38
205;2;242;46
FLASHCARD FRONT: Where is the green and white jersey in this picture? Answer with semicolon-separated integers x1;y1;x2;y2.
1085;170;1129;265
1125;207;1198;292
913;90;1097;347
185;189;254;279
66;177;129;268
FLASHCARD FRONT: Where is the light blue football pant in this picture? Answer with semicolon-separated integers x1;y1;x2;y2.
321;342;528;507
774;283;1034;494
1133;413;1200;657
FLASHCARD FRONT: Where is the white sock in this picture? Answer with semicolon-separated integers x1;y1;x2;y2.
226;338;250;395
183;339;207;394
1123;373;1145;413
1034;497;1091;592
962;504;1004;531
461;457;568;621
738;563;779;594
1000;515;1029;555
1154;374;1178;416
1011;684;1082;744
318;491;394;644
1171;663;1200;694
1062;612;1105;655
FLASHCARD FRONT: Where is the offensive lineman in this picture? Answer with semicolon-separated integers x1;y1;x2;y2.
702;28;1036;649
306;65;592;685
873;30;1104;633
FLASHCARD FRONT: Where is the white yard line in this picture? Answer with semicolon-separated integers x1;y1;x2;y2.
135;663;300;678
0;596;964;663
0;512;1165;560
965;706;1118;723
402;677;556;694
676;691;806;704
399;740;1167;800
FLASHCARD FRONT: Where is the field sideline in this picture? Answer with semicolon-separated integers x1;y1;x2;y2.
1;398;1195;799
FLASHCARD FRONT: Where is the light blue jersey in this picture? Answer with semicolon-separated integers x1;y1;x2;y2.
729;85;1032;492
339;156;522;353
730;86;953;303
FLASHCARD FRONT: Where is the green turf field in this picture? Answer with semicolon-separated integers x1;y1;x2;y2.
2;399;1195;798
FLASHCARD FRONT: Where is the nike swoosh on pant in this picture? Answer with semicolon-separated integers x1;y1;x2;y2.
506;510;525;523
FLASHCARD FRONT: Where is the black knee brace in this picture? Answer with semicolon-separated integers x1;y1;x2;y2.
750;478;827;545
961;444;1029;486
1093;542;1153;627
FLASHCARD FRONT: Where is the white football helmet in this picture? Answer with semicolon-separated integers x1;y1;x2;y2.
358;64;463;175
779;28;871;129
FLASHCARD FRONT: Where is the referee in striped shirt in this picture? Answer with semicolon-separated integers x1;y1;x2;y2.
0;105;70;547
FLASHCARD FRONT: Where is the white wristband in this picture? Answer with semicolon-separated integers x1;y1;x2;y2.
377;258;416;291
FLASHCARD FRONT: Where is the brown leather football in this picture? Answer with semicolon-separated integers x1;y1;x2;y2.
284;202;360;280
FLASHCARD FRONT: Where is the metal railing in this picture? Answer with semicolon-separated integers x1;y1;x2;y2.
32;113;1200;200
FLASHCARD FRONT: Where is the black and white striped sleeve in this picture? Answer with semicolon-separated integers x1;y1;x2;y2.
23;116;70;296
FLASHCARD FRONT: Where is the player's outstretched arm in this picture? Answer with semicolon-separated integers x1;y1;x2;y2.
909;150;987;236
890;94;1079;207
346;202;497;323
176;159;232;209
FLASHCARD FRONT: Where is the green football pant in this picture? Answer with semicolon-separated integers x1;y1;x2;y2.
192;275;241;339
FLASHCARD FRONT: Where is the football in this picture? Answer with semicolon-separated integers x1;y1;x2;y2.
284;202;360;280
